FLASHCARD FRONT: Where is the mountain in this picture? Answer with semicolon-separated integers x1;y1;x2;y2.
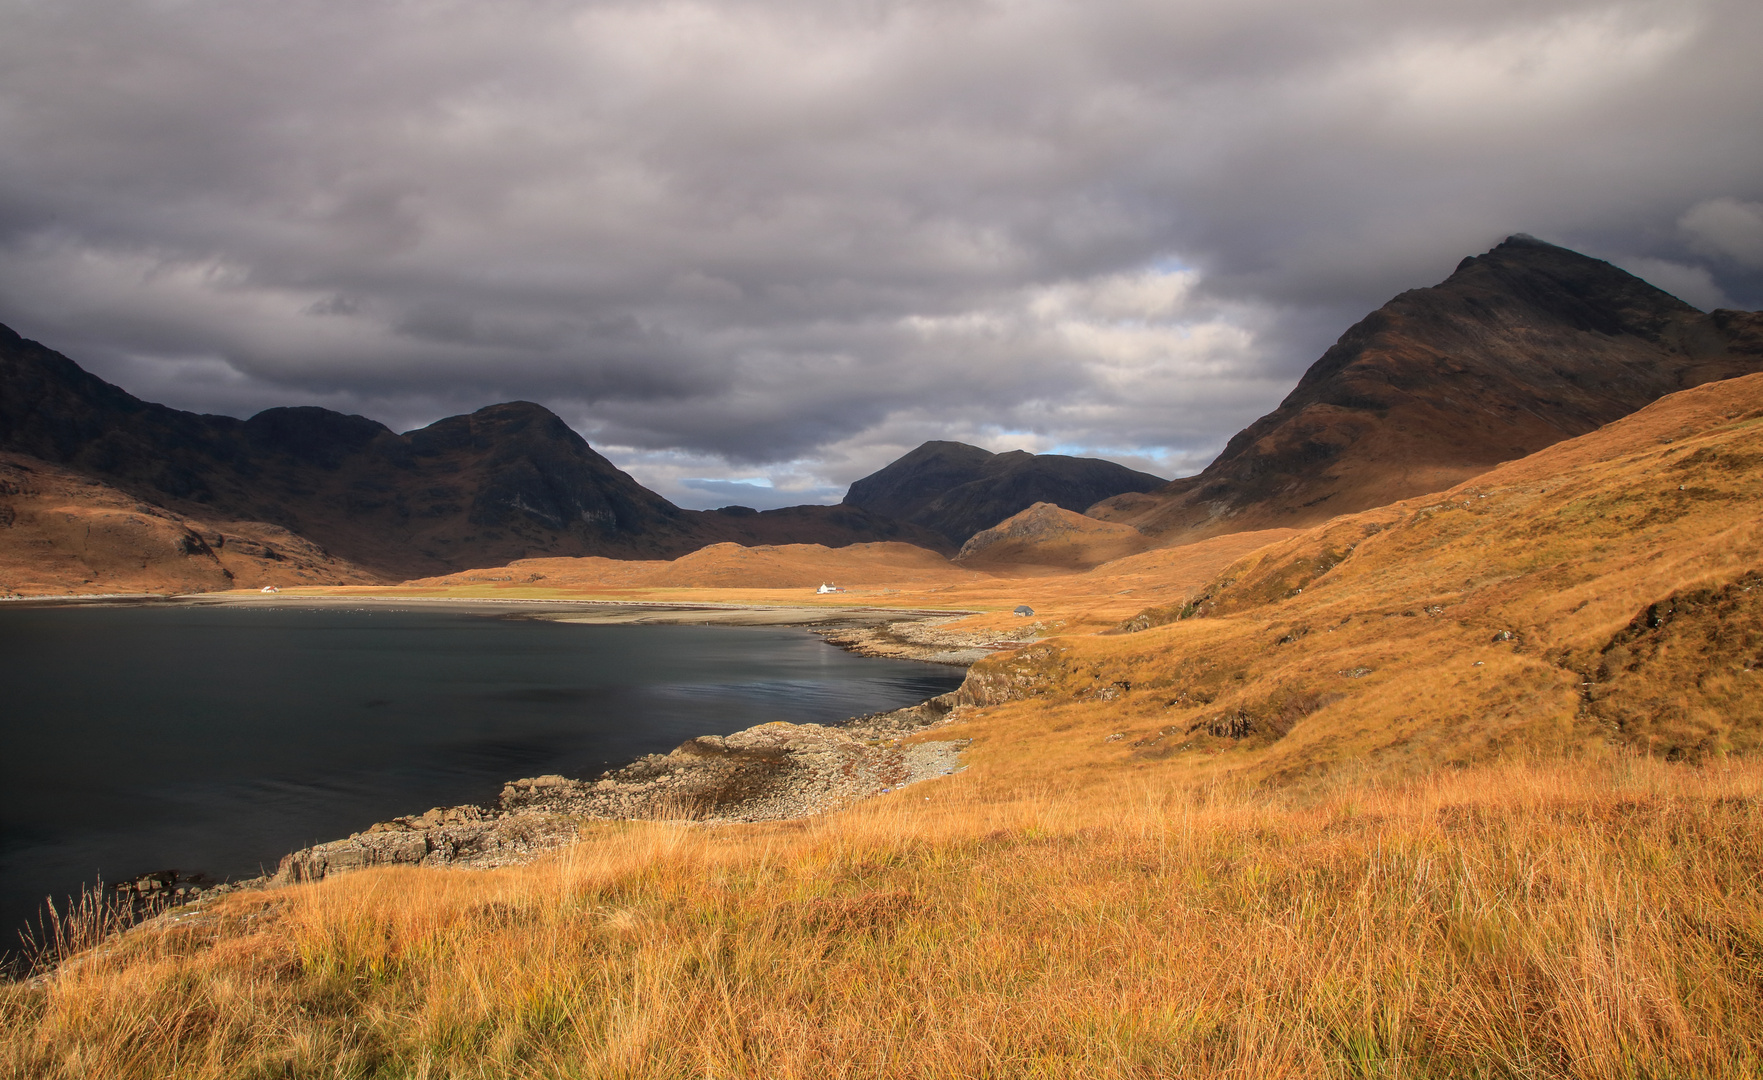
843;440;1165;546
0;324;943;583
1087;235;1763;541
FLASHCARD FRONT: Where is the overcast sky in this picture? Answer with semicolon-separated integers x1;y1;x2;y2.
2;0;1760;508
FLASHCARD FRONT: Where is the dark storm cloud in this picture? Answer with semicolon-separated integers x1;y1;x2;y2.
1;0;1760;506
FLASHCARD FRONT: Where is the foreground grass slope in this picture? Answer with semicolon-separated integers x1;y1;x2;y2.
6;761;1763;1078
9;376;1763;1077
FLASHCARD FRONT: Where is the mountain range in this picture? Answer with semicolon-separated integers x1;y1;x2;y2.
2;235;1761;594
0;325;1161;588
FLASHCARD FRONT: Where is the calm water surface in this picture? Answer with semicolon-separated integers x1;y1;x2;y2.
0;604;962;951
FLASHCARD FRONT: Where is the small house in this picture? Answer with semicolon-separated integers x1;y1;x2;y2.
1013;605;1034;617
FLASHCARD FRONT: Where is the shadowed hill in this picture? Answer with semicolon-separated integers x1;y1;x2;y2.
1088;235;1763;543
0;451;379;595
697;503;951;555
843;440;1164;546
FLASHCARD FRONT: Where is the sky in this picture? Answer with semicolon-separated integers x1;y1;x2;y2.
2;0;1760;510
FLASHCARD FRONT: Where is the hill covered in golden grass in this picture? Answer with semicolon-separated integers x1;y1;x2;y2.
405;539;981;592
9;375;1763;1077
954;369;1763;792
953;501;1153;572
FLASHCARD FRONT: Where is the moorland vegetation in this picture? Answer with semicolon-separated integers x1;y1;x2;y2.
7;361;1763;1080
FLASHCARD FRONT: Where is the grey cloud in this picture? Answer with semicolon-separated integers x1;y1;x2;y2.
1681;198;1763;267
0;0;1760;506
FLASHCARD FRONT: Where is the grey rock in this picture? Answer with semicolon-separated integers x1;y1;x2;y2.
273;691;973;884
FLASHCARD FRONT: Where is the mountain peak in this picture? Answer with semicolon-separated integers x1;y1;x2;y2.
1089;239;1763;541
845;441;1163;546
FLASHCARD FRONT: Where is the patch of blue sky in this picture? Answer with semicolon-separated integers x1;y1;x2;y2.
1048;442;1151;459
1148;255;1195;276
683;476;773;493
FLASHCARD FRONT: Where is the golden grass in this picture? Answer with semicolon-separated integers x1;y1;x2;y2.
946;372;1763;788
7;755;1763;1078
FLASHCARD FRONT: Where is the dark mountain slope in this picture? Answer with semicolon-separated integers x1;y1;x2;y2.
1088;235;1763;541
0;326;940;580
843;440;1164;546
701;503;952;554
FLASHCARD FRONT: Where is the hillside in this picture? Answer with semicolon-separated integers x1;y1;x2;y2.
843;440;1164;546
964;369;1763;787
695;504;952;555
407;541;980;592
1089;235;1763;542
953;501;1151;572
0;452;378;595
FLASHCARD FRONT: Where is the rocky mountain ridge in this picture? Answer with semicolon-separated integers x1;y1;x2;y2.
1088;235;1763;541
0;325;950;585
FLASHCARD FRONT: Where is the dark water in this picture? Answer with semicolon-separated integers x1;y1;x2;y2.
0;604;962;952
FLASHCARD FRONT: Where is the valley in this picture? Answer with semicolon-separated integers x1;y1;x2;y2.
6;236;1763;1077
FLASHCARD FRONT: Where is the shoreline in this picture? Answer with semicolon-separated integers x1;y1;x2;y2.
1;589;1015;664
26;596;1010;938
1;589;975;623
267;689;978;890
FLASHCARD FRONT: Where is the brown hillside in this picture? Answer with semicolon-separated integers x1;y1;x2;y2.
954;502;1151;572
959;369;1763;789
359;523;1289;649
1089;236;1763;543
0;452;378;595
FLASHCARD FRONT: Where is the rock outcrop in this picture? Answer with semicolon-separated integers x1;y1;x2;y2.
272;805;583;883
815;615;1043;665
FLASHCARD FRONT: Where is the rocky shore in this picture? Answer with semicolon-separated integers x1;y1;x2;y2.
269;691;973;884
815;614;1045;665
